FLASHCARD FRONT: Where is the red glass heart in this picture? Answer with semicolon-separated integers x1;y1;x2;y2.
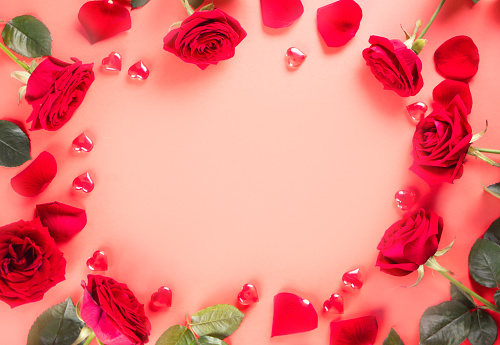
102;52;122;71
323;293;344;314
406;102;427;124
150;286;172;310
128;60;149;80
342;268;363;289
72;132;94;152
86;250;108;271
330;316;378;345
73;172;94;193
237;284;259;306
394;190;416;211
271;292;318;337
286;47;307;68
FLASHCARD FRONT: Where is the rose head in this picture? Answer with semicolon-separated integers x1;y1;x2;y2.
377;209;443;276
362;36;423;97
0;218;66;308
25;57;95;131
163;9;247;70
80;275;151;345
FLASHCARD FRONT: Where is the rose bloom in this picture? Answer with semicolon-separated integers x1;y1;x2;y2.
0;218;66;308
25;57;94;131
377;209;443;276
163;9;247;70
410;94;472;186
362;36;423;97
81;275;151;345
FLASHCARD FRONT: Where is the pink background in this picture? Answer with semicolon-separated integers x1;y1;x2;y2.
1;0;500;344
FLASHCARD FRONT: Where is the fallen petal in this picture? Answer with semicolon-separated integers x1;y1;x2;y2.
260;0;304;28
317;0;362;47
434;36;479;81
11;151;57;197
272;292;318;337
36;201;87;243
330;316;378;345
432;79;472;114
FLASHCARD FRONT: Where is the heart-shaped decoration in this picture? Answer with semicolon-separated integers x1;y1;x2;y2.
323;293;344;314
237;283;259;306
342;268;363;290
128;60;149;80
73;172;94;193
102;52;122;71
72;132;94;152
394;189;416;211
285;47;307;68
150;286;172;310
271;292;318;337
86;250;108;271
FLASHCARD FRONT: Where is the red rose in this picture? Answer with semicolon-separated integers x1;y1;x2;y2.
25;57;94;131
0;218;66;308
377;209;443;276
80;275;151;345
362;36;423;97
163;9;247;70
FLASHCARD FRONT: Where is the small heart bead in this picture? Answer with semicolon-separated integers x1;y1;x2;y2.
72;132;94;153
102;52;122;71
128;60;149;80
323;293;344;314
285;47;307;68
342;268;363;290
150;286;172;310
237;284;259;306
86;250;108;271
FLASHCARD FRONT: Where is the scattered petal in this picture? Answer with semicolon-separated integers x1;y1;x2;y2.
78;1;132;44
260;0;304;28
434;36;479;81
330;316;378;345
272;292;318;337
11;151;57;197
36;201;87;243
317;0;362;47
432;79;472;114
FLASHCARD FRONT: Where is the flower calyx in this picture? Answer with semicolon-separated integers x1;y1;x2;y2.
403;20;427;54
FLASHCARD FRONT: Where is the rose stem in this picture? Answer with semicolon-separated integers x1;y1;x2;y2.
468;147;500;167
0;42;30;72
82;333;96;345
417;0;446;40
180;0;195;16
472;147;500;154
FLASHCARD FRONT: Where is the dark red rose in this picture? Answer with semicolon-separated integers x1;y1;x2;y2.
362;36;423;97
80;275;151;345
0;218;66;308
377;209;443;276
25;57;94;131
163;9;246;70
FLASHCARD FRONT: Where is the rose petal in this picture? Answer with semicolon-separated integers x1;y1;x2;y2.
78;1;132;44
271;292;318;337
317;0;362;47
260;0;304;28
330;316;378;345
36;201;87;243
434;36;479;81
433;79;472;114
11;151;57;197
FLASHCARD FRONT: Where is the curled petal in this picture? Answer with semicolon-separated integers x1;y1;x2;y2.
36;201;87;243
11;151;57;197
78;1;132;44
272;292;318;337
317;0;362;47
330;316;378;345
433;79;472;114
260;0;304;28
434;36;479;81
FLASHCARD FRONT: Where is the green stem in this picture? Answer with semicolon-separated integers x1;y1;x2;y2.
180;0;194;15
468;147;500;167
417;0;446;39
473;147;500;154
0;42;30;72
82;333;96;345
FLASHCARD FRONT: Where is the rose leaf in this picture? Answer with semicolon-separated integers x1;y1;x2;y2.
0;120;31;167
483;216;500;246
383;328;404;345
156;325;195;345
2;15;52;58
27;297;84;345
190;336;229;345
468;239;500;288
190;304;244;339
450;283;476;310
131;0;150;9
484;183;500;200
467;310;497;345
419;301;471;345
188;0;203;9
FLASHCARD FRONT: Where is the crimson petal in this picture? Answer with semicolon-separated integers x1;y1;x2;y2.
36;201;87;243
434;36;479;81
271;292;318;337
11;151;57;197
317;0;362;47
260;0;304;28
78;1;132;44
330;316;378;345
433;79;472;114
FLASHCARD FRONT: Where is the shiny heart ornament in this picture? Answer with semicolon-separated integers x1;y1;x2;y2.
342;268;363;289
323;293;344;314
86;250;108;271
285;47;307;68
150;286;172;310
102;52;122;71
237;284;259;306
128;60;149;80
72;132;94;152
73;172;94;193
272;292;318;337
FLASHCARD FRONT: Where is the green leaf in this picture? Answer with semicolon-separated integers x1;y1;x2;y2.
191;336;228;345
468;239;500;288
200;3;214;11
156;325;196;345
468;310;498;345
27;297;84;345
190;304;244;339
0;120;31;167
472;0;480;3
483;217;500;246
494;290;500;308
188;0;204;9
450;283;476;310
419;301;471;345
383;328;404;345
131;0;150;8
484;183;500;200
2;15;52;58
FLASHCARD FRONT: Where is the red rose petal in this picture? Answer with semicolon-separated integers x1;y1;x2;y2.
433;79;472;114
434;36;479;81
36;201;87;243
260;0;304;28
317;0;362;47
78;1;132;44
330;316;378;345
271;292;318;337
11;151;57;197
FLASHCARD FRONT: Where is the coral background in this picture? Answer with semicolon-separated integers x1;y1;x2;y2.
1;0;500;344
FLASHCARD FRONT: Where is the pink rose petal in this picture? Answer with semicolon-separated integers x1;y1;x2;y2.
330;316;378;345
317;0;362;47
36;201;87;243
433;79;472;115
11;151;57;197
260;0;304;28
271;292;318;337
434;36;479;81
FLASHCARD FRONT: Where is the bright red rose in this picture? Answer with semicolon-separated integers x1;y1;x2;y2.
362;36;423;97
80;275;151;345
163;9;246;70
0;218;66;308
25;57;94;131
377;209;443;276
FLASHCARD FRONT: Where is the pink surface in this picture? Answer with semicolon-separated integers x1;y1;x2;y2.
1;0;500;344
